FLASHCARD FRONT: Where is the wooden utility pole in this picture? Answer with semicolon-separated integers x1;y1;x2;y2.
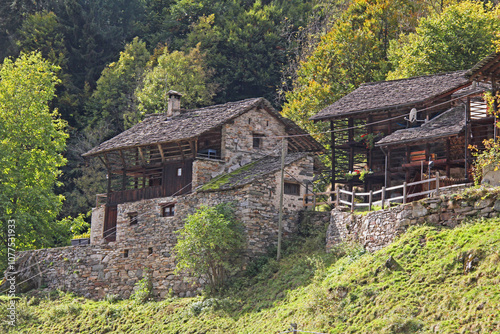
277;138;287;261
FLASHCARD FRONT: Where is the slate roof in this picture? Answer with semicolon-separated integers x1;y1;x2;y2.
83;98;322;157
310;71;470;121
467;53;500;83
376;105;466;147
199;153;307;192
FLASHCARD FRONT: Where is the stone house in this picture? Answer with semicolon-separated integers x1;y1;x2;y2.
6;96;322;299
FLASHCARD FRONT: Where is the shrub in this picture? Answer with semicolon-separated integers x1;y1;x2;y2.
131;269;153;304
174;203;245;292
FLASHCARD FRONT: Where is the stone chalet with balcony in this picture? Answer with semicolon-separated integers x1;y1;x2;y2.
7;95;323;299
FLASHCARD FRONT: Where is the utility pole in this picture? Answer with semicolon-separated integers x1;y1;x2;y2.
277;138;287;261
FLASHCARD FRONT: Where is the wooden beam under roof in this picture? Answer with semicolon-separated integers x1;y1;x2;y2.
138;147;146;166
158;144;165;163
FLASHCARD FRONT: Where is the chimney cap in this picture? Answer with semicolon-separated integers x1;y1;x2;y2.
168;90;183;97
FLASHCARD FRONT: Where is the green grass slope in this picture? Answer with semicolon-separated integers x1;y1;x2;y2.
2;217;500;333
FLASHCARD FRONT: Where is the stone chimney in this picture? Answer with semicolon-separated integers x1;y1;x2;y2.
167;90;182;116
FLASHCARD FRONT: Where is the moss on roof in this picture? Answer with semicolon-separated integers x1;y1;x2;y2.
199;153;307;192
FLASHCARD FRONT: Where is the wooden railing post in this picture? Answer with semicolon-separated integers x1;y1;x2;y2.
436;172;440;196
351;189;355;212
336;187;340;207
369;190;373;211
403;182;407;204
312;194;316;211
381;186;386;209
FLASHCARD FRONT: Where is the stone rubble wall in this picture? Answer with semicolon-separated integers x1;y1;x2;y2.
326;187;500;252
221;107;288;172
192;158;225;189
13;157;318;299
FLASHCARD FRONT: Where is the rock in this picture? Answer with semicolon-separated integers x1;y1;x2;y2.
385;255;403;271
474;198;494;210
412;202;428;218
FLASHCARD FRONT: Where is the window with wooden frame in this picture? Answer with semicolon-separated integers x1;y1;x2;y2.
161;203;176;217
284;182;300;196
128;212;138;225
253;133;264;149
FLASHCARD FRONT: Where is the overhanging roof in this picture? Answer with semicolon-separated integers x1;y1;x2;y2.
83;97;323;157
311;71;470;121
467;53;500;83
376;105;466;147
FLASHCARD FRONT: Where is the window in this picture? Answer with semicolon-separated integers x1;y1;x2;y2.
128;212;138;225
123;249;129;258
148;247;153;255
161;203;175;217
253;133;264;149
284;182;300;195
177;168;182;176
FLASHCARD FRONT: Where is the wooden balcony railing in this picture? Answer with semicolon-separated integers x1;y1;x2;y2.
303;173;470;212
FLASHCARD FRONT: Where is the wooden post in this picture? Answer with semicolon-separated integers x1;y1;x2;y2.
403;182;407;204
312;194;316;210
465;96;470;180
381;186;386;209
277;138;287;261
436;171;440;195
351;189;355;212
330;121;336;202
336;187;340;207
369;190;373;211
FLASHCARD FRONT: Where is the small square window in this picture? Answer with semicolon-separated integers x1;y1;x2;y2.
162;204;175;217
128;212;138;225
253;134;264;149
284;182;300;195
177;168;182;176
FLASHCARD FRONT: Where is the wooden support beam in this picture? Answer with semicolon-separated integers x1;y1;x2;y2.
330;121;335;202
158;144;165;163
138;147;146;166
119;150;127;191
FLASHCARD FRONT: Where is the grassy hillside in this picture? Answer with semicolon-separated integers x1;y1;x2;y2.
2;217;500;333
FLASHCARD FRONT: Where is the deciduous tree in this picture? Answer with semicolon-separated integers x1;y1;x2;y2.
0;52;68;269
387;1;500;79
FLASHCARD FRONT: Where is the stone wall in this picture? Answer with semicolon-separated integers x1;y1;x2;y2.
90;206;104;244
192;158;225;189
326;188;500;252
221;107;287;171
14;156;317;299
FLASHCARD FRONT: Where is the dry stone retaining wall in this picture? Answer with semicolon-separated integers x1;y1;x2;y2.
326;188;500;252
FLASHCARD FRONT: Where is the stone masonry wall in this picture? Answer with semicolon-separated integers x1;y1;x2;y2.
192;158;225;189
221;107;287;172
326;187;500;252
90;206;104;244
14;156;317;299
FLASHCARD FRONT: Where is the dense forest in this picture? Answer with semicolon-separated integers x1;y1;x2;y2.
0;0;499;260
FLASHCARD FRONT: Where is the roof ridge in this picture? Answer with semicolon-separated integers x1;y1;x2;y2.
360;70;467;87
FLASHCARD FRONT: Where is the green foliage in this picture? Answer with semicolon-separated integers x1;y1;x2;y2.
5;214;500;333
0;52;68;269
89;37;150;132
130;269;153;304
470;138;500;185
136;44;216;116
58;212;90;240
16;11;68;69
174;203;245;292
282;0;425;146
388;1;500;79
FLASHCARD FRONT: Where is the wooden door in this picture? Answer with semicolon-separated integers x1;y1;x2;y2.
104;205;117;242
163;159;193;196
